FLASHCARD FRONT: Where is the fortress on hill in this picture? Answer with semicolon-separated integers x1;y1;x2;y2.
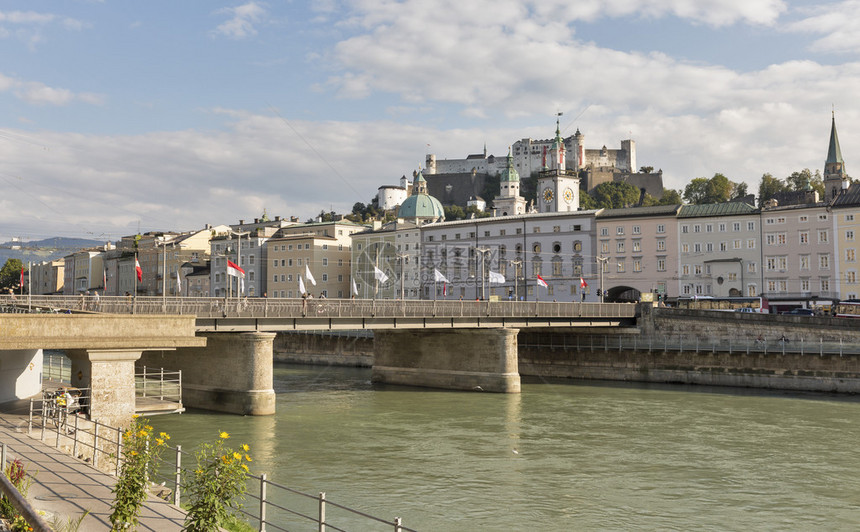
418;126;664;209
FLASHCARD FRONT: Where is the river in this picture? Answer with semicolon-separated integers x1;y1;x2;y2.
150;363;860;531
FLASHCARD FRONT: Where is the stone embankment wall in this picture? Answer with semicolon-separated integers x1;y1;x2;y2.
273;332;373;367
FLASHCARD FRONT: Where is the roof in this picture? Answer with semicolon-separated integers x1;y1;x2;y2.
399;193;445;220
677;202;759;218
827;114;844;165
596;204;681;219
829;183;860;207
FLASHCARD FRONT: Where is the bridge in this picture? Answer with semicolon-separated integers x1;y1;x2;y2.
0;295;638;424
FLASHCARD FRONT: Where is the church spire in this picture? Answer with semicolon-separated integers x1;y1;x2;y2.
824;109;848;199
826;109;844;168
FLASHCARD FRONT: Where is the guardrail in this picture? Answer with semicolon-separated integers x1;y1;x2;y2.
0;443;53;532
136;366;182;404
520;333;860;357
0;294;637;321
24;404;416;531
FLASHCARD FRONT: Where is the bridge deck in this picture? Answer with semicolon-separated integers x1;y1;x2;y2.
4;296;638;331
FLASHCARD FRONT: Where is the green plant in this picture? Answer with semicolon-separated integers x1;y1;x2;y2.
183;431;253;532
0;459;34;532
109;417;170;530
47;510;90;532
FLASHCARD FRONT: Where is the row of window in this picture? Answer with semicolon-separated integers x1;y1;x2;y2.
765;279;832;292
271;258;342;267
765;213;829;224
765;255;831;270
681;221;756;234
271;273;341;283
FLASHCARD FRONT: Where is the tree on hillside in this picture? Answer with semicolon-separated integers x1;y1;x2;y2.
757;173;788;206
578;193;597;210
0;259;24;292
590;181;641;209
444;205;466;221
786;168;825;198
683;174;735;204
732;182;749;199
639;166;654;173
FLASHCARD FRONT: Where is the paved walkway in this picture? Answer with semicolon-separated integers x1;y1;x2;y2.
0;407;186;531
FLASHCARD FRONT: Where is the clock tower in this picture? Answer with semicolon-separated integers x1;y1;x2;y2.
537;116;580;213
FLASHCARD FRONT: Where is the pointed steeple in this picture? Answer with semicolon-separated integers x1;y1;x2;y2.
500;147;520;183
826;110;844;168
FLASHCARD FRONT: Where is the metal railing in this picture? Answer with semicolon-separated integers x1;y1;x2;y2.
24;403;417;531
43;351;72;384
136;366;182;403
0;294;637;321
519;333;860;357
0;443;54;532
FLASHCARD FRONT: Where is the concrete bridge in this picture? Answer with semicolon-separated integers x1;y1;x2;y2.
0;295;637;422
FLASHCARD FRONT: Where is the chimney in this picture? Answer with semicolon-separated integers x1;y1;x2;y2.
239;219;245;225
275;216;281;221
254;218;259;224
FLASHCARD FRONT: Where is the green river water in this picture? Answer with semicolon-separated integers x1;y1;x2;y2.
150;363;860;531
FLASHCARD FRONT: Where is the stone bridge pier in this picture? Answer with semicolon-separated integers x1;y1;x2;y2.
372;328;521;393
138;332;276;416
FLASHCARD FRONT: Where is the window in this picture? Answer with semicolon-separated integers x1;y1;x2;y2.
800;231;809;244
847;214;855;222
848;249;856;263
682;225;689;234
767;257;776;271
600;228;608;236
694;224;701;233
617;241;625;253
573;241;582;252
657;224;665;234
657;258;666;272
657;239;666;251
747;239;755;249
553;226;560;233
799;215;808;222
633;259;642;272
616;226;624;235
819;214;828;221
819;231;829;244
800;255;810;270
777;233;786;245
819;254;830;269
681;243;689;254
552;260;562;276
533;227;541;234
533;243;541;253
801;279;810;291
848;271;857;284
617;261;625;273
694;265;702;275
728;273;737;281
322;274;328;282
682;264;690;275
848;231;855;241
601;242;610;254
748;262;757;273
500;229;506;236
694;243;701;253
633;225;641;235
273;274;278;282
821;278;830;291
719;223;726;232
747;221;755;231
633;240;642;252
273;259;278;267
705;224;713;233
733;222;741;231
734;240;742;249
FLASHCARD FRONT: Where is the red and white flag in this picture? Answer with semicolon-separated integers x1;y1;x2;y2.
580;277;588;289
19;266;24;287
227;260;245;278
135;258;142;283
537;275;548;289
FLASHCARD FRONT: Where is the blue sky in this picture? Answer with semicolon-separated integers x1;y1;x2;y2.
1;0;859;242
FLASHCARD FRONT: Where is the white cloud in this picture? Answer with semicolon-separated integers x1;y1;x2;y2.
212;2;268;39
785;0;860;54
0;73;104;106
0;10;86;46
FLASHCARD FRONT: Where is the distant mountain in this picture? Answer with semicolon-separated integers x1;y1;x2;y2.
0;237;104;266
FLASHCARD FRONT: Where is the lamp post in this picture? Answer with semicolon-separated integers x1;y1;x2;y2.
230;229;250;299
596;255;608;303
395;251;408;300
509;257;523;302
156;236;176;310
475;247;491;300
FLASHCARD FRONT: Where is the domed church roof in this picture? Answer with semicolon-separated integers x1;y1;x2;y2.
398;170;445;223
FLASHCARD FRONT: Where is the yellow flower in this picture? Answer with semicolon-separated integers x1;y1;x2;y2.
155;438;164;446
160;432;170;440
132;414;140;419
219;431;230;439
130;451;138;456
241;464;249;472
245;454;252;462
241;444;249;452
144;425;153;431
233;452;242;460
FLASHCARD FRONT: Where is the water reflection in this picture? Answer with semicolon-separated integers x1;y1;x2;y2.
151;364;860;531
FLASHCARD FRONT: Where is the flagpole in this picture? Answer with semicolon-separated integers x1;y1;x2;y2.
27;261;31;312
133;253;138;315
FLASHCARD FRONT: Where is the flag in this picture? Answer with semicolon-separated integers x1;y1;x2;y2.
299;275;306;295
433;269;449;283
537;275;548;288
135;258;142;283
305;264;316;286
580;277;588;289
103;268;107;290
374;266;389;284
351;277;358;296
488;271;505;284
443;282;447;296
239;276;244;295
19;266;23;287
177;273;182;294
227;260;245;278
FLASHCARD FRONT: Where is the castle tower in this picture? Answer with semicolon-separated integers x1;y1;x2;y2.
824;111;848;199
493;148;527;216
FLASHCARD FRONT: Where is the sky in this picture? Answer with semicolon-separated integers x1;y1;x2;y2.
1;0;859;243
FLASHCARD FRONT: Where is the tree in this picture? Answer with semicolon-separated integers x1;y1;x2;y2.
0;259;24;292
683;174;735;204
658;188;683;205
639;166;654;173
444;205;466;221
578;192;597;210
757;173;788;206
590;181;641;209
732;182;749;199
787;168;825;198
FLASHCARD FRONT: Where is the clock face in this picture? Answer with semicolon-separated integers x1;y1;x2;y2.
563;187;574;203
543;187;554;203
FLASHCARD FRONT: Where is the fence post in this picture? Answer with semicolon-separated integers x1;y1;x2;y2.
116;427;123;476
259;473;267;532
319;492;326;532
160;367;165;400
174;445;182;507
141;366;147;398
394;516;402;532
40;407;46;442
72;415;79;459
93;423;100;469
28;399;33;435
1;443;6;472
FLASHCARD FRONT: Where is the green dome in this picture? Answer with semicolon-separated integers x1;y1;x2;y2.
399;193;445;221
500;149;519;182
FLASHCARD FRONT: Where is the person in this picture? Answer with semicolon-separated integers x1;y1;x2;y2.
755;334;764;344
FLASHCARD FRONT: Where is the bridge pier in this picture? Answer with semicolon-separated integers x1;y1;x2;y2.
66;348;143;428
372;328;521;393
138;332;276;416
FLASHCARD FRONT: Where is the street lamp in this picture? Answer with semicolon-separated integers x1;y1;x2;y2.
155;236;177;309
509;257;523;301
475;247;491;300
596;255;608;303
395;251;408;300
230;229;250;299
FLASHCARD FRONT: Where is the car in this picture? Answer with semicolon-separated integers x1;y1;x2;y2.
786;308;815;316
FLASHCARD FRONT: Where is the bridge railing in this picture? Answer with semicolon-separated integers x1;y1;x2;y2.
4;295;637;320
